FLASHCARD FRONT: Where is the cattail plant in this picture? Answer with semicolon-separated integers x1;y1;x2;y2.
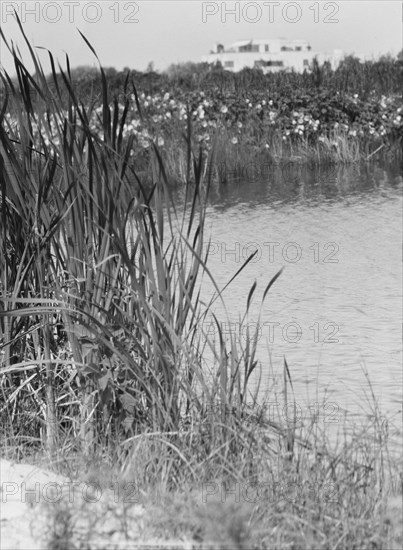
0;18;279;462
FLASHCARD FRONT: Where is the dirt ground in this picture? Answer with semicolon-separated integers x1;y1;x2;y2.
0;458;196;550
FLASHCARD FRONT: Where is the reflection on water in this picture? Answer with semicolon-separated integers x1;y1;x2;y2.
205;162;403;210
180;162;402;438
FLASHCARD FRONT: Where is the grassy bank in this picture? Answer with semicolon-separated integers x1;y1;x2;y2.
3;85;401;185
0;23;402;549
125;86;402;183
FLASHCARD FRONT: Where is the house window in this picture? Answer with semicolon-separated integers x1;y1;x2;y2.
239;43;259;53
224;61;234;68
296;46;302;51
266;61;284;67
265;45;269;52
303;59;309;66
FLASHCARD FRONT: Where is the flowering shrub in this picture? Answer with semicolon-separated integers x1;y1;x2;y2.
4;86;402;170
122;89;402;147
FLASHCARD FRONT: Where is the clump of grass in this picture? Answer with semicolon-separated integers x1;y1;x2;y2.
35;498;78;550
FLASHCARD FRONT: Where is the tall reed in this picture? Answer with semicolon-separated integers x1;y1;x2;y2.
0;19;276;462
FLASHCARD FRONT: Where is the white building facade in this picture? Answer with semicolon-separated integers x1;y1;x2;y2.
202;38;343;73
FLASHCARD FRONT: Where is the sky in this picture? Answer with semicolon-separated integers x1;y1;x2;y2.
0;1;402;76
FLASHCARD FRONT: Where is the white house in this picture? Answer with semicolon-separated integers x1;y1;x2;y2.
202;38;343;73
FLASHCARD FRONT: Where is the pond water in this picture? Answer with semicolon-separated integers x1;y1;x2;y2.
178;162;402;439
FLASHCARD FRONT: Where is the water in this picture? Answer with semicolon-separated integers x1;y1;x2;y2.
178;163;402;437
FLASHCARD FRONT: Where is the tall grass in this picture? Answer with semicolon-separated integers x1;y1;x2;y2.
0;18;277;461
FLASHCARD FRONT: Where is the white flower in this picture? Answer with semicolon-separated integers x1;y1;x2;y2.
220;105;228;114
163;92;170;101
231;137;238;144
157;136;164;147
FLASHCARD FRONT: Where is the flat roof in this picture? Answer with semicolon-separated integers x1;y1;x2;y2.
226;38;309;47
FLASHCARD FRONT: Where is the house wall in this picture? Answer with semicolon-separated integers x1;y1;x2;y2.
202;41;343;73
202;51;315;72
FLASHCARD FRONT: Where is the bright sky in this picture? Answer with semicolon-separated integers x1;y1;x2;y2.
1;1;402;76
